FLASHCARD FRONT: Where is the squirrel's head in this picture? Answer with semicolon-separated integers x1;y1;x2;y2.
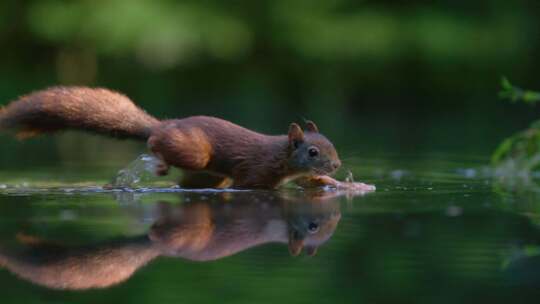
287;121;341;175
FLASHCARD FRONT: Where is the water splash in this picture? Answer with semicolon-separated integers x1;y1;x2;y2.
344;170;355;183
110;154;161;188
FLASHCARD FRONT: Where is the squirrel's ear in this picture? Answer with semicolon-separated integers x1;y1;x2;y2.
305;120;319;133
288;123;304;146
305;246;318;257
288;238;304;256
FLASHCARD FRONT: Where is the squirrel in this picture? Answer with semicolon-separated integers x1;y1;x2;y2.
0;86;375;190
0;191;342;290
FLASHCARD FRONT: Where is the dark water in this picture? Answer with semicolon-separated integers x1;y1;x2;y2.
1;156;540;304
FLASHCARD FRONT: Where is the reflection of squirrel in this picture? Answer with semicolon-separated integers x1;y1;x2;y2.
0;192;341;290
0;87;345;189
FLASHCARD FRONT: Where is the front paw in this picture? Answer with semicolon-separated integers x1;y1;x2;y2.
336;181;376;192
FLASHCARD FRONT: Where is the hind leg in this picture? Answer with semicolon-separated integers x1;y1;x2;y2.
148;127;212;173
152;152;170;176
180;171;233;189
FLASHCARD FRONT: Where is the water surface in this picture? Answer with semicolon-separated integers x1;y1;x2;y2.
1;155;540;304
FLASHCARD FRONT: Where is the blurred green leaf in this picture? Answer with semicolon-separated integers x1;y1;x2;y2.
499;77;540;104
493;79;540;175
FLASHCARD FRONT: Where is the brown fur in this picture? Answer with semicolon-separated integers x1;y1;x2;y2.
0;86;342;189
0;87;159;139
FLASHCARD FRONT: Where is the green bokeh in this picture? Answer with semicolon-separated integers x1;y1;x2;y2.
0;0;538;168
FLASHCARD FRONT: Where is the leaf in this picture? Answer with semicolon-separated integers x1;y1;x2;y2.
523;91;540;104
492;137;514;164
501;77;513;90
499;76;540;105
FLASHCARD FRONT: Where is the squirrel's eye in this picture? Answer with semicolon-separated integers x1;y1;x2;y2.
308;147;319;158
308;222;319;233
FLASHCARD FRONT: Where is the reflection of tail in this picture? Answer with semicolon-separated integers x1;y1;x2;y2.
0;236;160;290
0;86;160;140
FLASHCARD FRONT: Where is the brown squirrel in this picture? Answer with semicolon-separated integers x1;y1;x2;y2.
0;86;374;190
0;191;342;290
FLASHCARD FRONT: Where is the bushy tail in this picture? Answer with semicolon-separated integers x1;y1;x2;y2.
0;86;161;140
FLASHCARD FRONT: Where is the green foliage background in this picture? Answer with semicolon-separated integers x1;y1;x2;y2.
0;0;538;167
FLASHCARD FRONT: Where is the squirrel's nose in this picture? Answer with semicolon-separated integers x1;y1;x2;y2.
332;160;341;170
